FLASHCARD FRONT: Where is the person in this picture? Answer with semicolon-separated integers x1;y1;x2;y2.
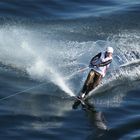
80;46;113;99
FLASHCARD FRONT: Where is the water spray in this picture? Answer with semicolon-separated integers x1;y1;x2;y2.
0;65;88;102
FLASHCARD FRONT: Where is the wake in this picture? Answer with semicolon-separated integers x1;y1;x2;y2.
86;59;140;107
0;26;140;99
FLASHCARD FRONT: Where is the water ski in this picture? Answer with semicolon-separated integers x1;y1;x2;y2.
72;96;86;109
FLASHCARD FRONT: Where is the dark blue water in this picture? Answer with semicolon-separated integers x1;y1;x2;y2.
0;0;140;140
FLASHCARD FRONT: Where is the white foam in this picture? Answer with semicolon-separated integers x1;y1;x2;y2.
0;26;139;98
0;26;75;96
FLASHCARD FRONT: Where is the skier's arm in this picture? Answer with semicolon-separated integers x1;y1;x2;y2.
98;59;112;67
89;53;101;67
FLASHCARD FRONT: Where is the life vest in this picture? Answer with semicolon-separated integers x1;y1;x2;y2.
90;52;112;77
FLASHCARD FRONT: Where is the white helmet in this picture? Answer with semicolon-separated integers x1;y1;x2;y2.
106;47;113;53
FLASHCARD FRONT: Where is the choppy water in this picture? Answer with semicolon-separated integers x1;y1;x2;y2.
0;0;140;140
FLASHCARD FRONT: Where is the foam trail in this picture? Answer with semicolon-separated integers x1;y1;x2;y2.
52;72;75;96
22;43;74;96
27;58;75;96
1;26;140;98
0;26;75;96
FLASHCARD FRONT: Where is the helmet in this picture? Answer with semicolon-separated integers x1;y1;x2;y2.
106;47;113;53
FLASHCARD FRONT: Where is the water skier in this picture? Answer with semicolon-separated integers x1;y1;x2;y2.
81;46;113;97
73;46;113;109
